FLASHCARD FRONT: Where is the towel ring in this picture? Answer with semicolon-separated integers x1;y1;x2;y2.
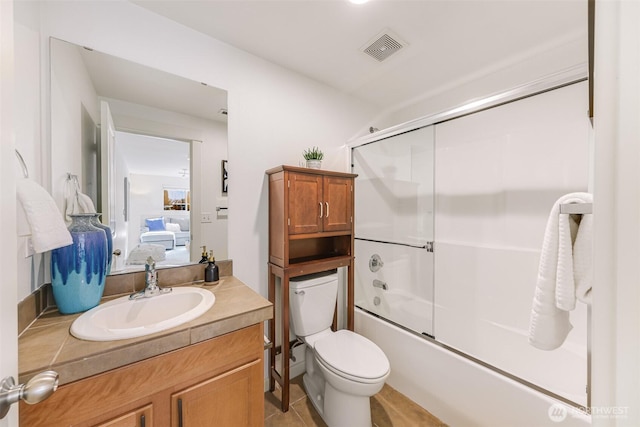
15;150;29;178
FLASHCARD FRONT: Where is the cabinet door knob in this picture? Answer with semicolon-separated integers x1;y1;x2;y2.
325;202;329;218
319;202;323;218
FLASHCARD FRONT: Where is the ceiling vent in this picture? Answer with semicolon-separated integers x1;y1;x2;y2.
361;29;407;62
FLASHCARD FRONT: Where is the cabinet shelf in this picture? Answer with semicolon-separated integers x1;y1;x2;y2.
289;253;352;266
288;230;352;240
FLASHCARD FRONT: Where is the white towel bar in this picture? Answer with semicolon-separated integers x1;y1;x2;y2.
15;149;29;178
559;202;592;215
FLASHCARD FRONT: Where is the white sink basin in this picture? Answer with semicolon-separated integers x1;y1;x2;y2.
70;287;215;341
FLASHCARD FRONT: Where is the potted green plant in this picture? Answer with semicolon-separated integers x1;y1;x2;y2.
303;146;324;169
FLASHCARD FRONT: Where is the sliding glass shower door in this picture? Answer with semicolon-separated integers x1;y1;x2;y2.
351;126;435;337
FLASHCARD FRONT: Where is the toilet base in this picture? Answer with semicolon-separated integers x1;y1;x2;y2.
303;373;325;418
323;381;372;427
303;373;373;427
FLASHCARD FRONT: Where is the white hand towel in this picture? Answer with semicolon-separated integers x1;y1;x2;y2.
573;208;593;305
528;192;592;350
64;177;96;224
16;178;72;253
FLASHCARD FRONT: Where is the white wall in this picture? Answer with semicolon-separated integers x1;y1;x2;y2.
50;35;100;210
14;1;53;298
592;1;640;425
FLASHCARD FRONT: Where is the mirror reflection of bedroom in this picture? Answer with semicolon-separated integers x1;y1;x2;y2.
50;37;229;275
118;131;191;268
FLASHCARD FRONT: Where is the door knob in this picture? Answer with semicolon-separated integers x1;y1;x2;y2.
0;371;59;419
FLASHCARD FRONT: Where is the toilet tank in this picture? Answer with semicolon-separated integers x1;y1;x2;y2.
289;270;338;337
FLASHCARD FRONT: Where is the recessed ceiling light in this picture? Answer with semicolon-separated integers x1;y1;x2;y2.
349;0;369;4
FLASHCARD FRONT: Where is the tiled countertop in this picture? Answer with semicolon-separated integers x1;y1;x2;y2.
18;276;272;386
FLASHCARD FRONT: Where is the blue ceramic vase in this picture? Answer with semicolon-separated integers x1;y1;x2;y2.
90;214;113;275
51;214;108;314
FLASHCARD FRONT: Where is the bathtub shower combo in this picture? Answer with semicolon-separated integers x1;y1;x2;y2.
351;79;591;426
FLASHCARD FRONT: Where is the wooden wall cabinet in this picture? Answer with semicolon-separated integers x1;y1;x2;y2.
266;165;357;412
20;324;264;427
287;172;353;235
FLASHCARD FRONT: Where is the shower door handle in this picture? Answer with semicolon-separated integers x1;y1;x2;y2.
325;202;329;218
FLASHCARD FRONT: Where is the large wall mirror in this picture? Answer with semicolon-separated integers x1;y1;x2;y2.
50;37;229;273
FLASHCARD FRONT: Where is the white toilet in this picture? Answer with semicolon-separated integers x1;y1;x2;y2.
289;271;390;427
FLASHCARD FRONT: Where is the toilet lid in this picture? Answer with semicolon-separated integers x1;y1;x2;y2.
314;330;390;381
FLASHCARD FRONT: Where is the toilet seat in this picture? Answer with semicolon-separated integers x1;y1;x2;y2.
314;330;390;384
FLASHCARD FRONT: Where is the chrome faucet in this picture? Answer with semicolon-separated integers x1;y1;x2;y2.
129;256;172;299
372;279;388;290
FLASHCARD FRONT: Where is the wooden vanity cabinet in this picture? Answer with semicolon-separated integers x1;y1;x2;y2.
266;165;357;412
19;324;264;427
96;405;153;427
171;358;262;426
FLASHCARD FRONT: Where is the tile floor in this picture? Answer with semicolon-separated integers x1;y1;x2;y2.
265;375;447;427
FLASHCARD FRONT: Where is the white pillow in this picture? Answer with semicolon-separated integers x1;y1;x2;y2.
165;222;181;232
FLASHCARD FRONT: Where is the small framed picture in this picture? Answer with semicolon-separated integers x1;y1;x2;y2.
222;160;228;194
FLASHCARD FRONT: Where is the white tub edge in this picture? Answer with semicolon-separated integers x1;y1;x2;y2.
355;308;591;427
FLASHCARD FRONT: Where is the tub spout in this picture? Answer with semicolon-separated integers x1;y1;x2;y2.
373;279;388;290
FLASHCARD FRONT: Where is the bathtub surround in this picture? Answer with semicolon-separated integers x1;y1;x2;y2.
356;309;589;427
352;81;590;425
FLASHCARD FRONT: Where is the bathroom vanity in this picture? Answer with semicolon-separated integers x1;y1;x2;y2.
18;274;272;426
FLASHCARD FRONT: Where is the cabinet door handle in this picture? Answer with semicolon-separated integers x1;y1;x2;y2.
319;202;323;218
325;202;329;218
140;414;145;427
178;398;183;427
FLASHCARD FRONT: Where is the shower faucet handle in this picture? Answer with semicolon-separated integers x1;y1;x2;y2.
369;254;384;272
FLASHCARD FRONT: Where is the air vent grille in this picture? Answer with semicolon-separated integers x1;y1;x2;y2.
362;32;405;62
